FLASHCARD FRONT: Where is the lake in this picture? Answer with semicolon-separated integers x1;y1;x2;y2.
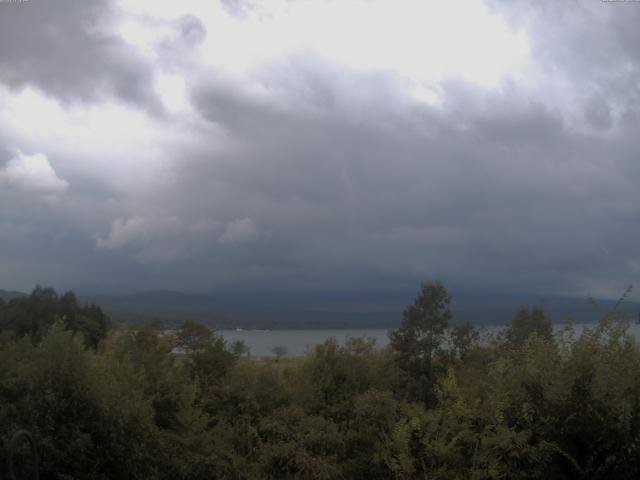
219;321;640;357
219;328;392;357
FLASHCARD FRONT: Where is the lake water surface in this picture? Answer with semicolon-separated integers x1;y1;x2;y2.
219;329;391;357
219;321;640;357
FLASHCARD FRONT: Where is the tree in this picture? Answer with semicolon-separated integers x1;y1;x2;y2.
450;321;480;361
2;285;59;342
0;286;111;347
74;303;111;348
176;320;236;396
231;339;251;358
389;281;452;403
256;406;342;479
271;345;288;362
0;322;160;479
176;320;215;353
504;306;552;348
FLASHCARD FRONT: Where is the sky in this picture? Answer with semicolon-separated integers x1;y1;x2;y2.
0;0;639;298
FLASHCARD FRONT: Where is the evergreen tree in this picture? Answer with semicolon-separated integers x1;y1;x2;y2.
389;281;452;403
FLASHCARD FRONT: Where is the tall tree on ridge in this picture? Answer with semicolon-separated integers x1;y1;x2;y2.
390;281;452;403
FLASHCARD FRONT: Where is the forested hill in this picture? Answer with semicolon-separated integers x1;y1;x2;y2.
0;289;27;302
76;289;640;329
3;287;638;329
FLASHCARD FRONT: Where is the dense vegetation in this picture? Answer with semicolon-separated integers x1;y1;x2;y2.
1;283;640;479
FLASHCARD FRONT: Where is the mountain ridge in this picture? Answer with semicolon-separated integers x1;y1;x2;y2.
4;288;638;329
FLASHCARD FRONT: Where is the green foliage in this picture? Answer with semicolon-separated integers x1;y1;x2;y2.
2;282;640;479
450;320;481;361
176;320;238;400
256;406;342;479
0;286;111;347
0;323;158;479
294;337;387;422
504;305;553;348
176;319;215;353
389;281;452;403
231;339;251;357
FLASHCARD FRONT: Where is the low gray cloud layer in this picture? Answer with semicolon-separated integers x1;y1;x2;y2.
0;0;639;299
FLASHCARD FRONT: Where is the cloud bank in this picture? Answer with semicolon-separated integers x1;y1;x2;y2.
0;0;639;299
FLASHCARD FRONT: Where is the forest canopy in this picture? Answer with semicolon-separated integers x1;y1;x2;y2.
1;283;640;479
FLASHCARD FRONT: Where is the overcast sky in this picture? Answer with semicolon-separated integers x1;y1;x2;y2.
1;0;639;298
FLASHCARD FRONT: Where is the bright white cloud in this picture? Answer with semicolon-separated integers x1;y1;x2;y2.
117;0;530;89
0;150;68;195
0;85;222;195
155;74;190;113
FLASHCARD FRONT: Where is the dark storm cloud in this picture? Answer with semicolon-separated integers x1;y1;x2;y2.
2;0;640;298
0;0;157;108
165;43;640;295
